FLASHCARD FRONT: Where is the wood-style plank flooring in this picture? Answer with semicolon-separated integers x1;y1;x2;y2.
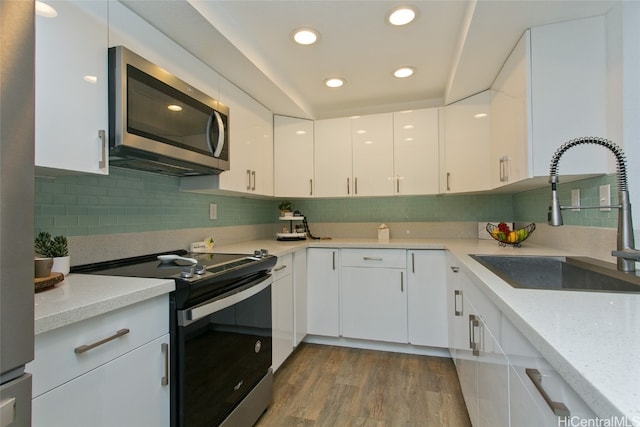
256;343;471;427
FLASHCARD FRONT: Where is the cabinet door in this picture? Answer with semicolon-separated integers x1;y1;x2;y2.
351;113;394;196
393;109;440;195
272;268;294;372
274;115;315;197
441;91;491;193
314;117;353;197
293;250;308;346
307;249;340;337
530;16;608;177
35;0;108;175
407;250;448;347
32;335;170;427
490;31;531;187
216;78;274;195
341;267;407;343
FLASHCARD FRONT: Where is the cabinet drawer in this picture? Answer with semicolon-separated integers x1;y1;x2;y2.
273;253;292;281
29;295;168;397
341;249;406;268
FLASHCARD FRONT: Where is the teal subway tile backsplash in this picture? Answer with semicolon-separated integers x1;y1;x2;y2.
513;174;618;227
35;168;617;237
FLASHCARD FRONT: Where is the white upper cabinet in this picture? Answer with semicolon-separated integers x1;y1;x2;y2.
35;0;108;175
491;16;610;188
393;109;440;195
441;91;492;193
351;113;395;197
274;115;315;198
490;31;531;187
314;117;353;197
181;79;274;196
219;79;273;196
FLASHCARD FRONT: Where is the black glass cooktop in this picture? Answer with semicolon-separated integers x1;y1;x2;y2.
71;250;256;281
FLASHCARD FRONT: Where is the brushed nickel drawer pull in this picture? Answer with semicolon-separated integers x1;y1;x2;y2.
161;342;169;386
98;129;107;169
363;256;383;261
469;314;480;356
400;271;404;292
332;251;336;270
525;368;570;417
74;328;130;354
274;265;287;271
454;290;463;316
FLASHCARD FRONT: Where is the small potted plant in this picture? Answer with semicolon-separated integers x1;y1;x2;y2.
35;232;70;276
278;200;294;217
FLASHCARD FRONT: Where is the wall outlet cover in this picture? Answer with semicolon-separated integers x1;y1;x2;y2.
599;185;611;211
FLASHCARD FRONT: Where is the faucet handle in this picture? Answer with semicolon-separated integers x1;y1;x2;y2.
611;249;640;261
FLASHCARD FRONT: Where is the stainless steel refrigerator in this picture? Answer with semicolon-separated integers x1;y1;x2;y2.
0;0;35;425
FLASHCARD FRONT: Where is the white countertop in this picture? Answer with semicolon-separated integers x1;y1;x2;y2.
34;274;174;335
34;237;640;421
216;237;640;421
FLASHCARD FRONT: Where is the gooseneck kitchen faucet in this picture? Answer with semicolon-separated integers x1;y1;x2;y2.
548;136;640;272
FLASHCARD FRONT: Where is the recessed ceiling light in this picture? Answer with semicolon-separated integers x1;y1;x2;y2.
394;67;415;78
167;105;183;112
35;1;57;18
325;78;345;88
292;28;319;45
474;113;488;119
388;6;416;26
295;130;307;135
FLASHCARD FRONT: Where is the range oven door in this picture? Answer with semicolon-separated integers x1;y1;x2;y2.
173;275;272;427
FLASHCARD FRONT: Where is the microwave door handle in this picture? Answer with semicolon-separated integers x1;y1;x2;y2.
212;110;225;158
206;113;215;155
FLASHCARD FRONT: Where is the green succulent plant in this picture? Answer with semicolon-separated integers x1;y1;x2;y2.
35;232;69;258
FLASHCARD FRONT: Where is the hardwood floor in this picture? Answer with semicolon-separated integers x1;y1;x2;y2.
256;343;471;427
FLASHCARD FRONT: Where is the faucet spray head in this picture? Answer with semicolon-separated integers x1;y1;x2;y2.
548;182;563;226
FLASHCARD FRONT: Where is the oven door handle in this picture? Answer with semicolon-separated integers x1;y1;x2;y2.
178;275;272;326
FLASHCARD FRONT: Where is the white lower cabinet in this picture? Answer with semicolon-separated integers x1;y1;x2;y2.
307;248;340;337
448;253;597;426
341;249;407;343
293;250;308;346
32;335;170;427
407;250;448;347
28;295;170;427
272;254;294;372
446;257;509;427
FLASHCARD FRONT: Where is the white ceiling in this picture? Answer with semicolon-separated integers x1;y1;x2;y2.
120;0;617;120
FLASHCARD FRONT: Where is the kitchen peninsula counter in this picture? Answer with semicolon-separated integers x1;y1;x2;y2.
33;274;174;335
217;237;640;423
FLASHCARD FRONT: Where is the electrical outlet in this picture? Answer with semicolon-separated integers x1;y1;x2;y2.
209;203;218;220
571;189;580;211
599;184;611;211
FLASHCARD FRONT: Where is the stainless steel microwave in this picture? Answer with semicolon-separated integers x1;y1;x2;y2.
108;46;229;176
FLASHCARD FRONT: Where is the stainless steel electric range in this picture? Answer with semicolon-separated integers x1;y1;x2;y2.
72;249;278;427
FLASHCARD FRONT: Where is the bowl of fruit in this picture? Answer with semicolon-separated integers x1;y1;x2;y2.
486;222;535;247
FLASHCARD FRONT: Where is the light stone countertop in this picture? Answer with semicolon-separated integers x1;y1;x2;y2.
34;237;640;422
216;237;640;422
34;274;174;335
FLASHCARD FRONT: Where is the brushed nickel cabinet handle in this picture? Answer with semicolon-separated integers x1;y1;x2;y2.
400;271;404;292
332;251;335;270
74;328;130;354
450;266;460;273
274;265;287;271
98;129;107;169
347;178;350;195
397;176;400;193
446;172;451;191
251;170;256;191
161;342;169;386
363;256;383;261
454;290;463;316
469;314;480;356
525;368;570;417
355;177;358;195
310;178;313;196
246;169;251;190
411;253;415;273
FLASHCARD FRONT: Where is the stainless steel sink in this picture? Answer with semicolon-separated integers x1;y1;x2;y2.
470;254;640;293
